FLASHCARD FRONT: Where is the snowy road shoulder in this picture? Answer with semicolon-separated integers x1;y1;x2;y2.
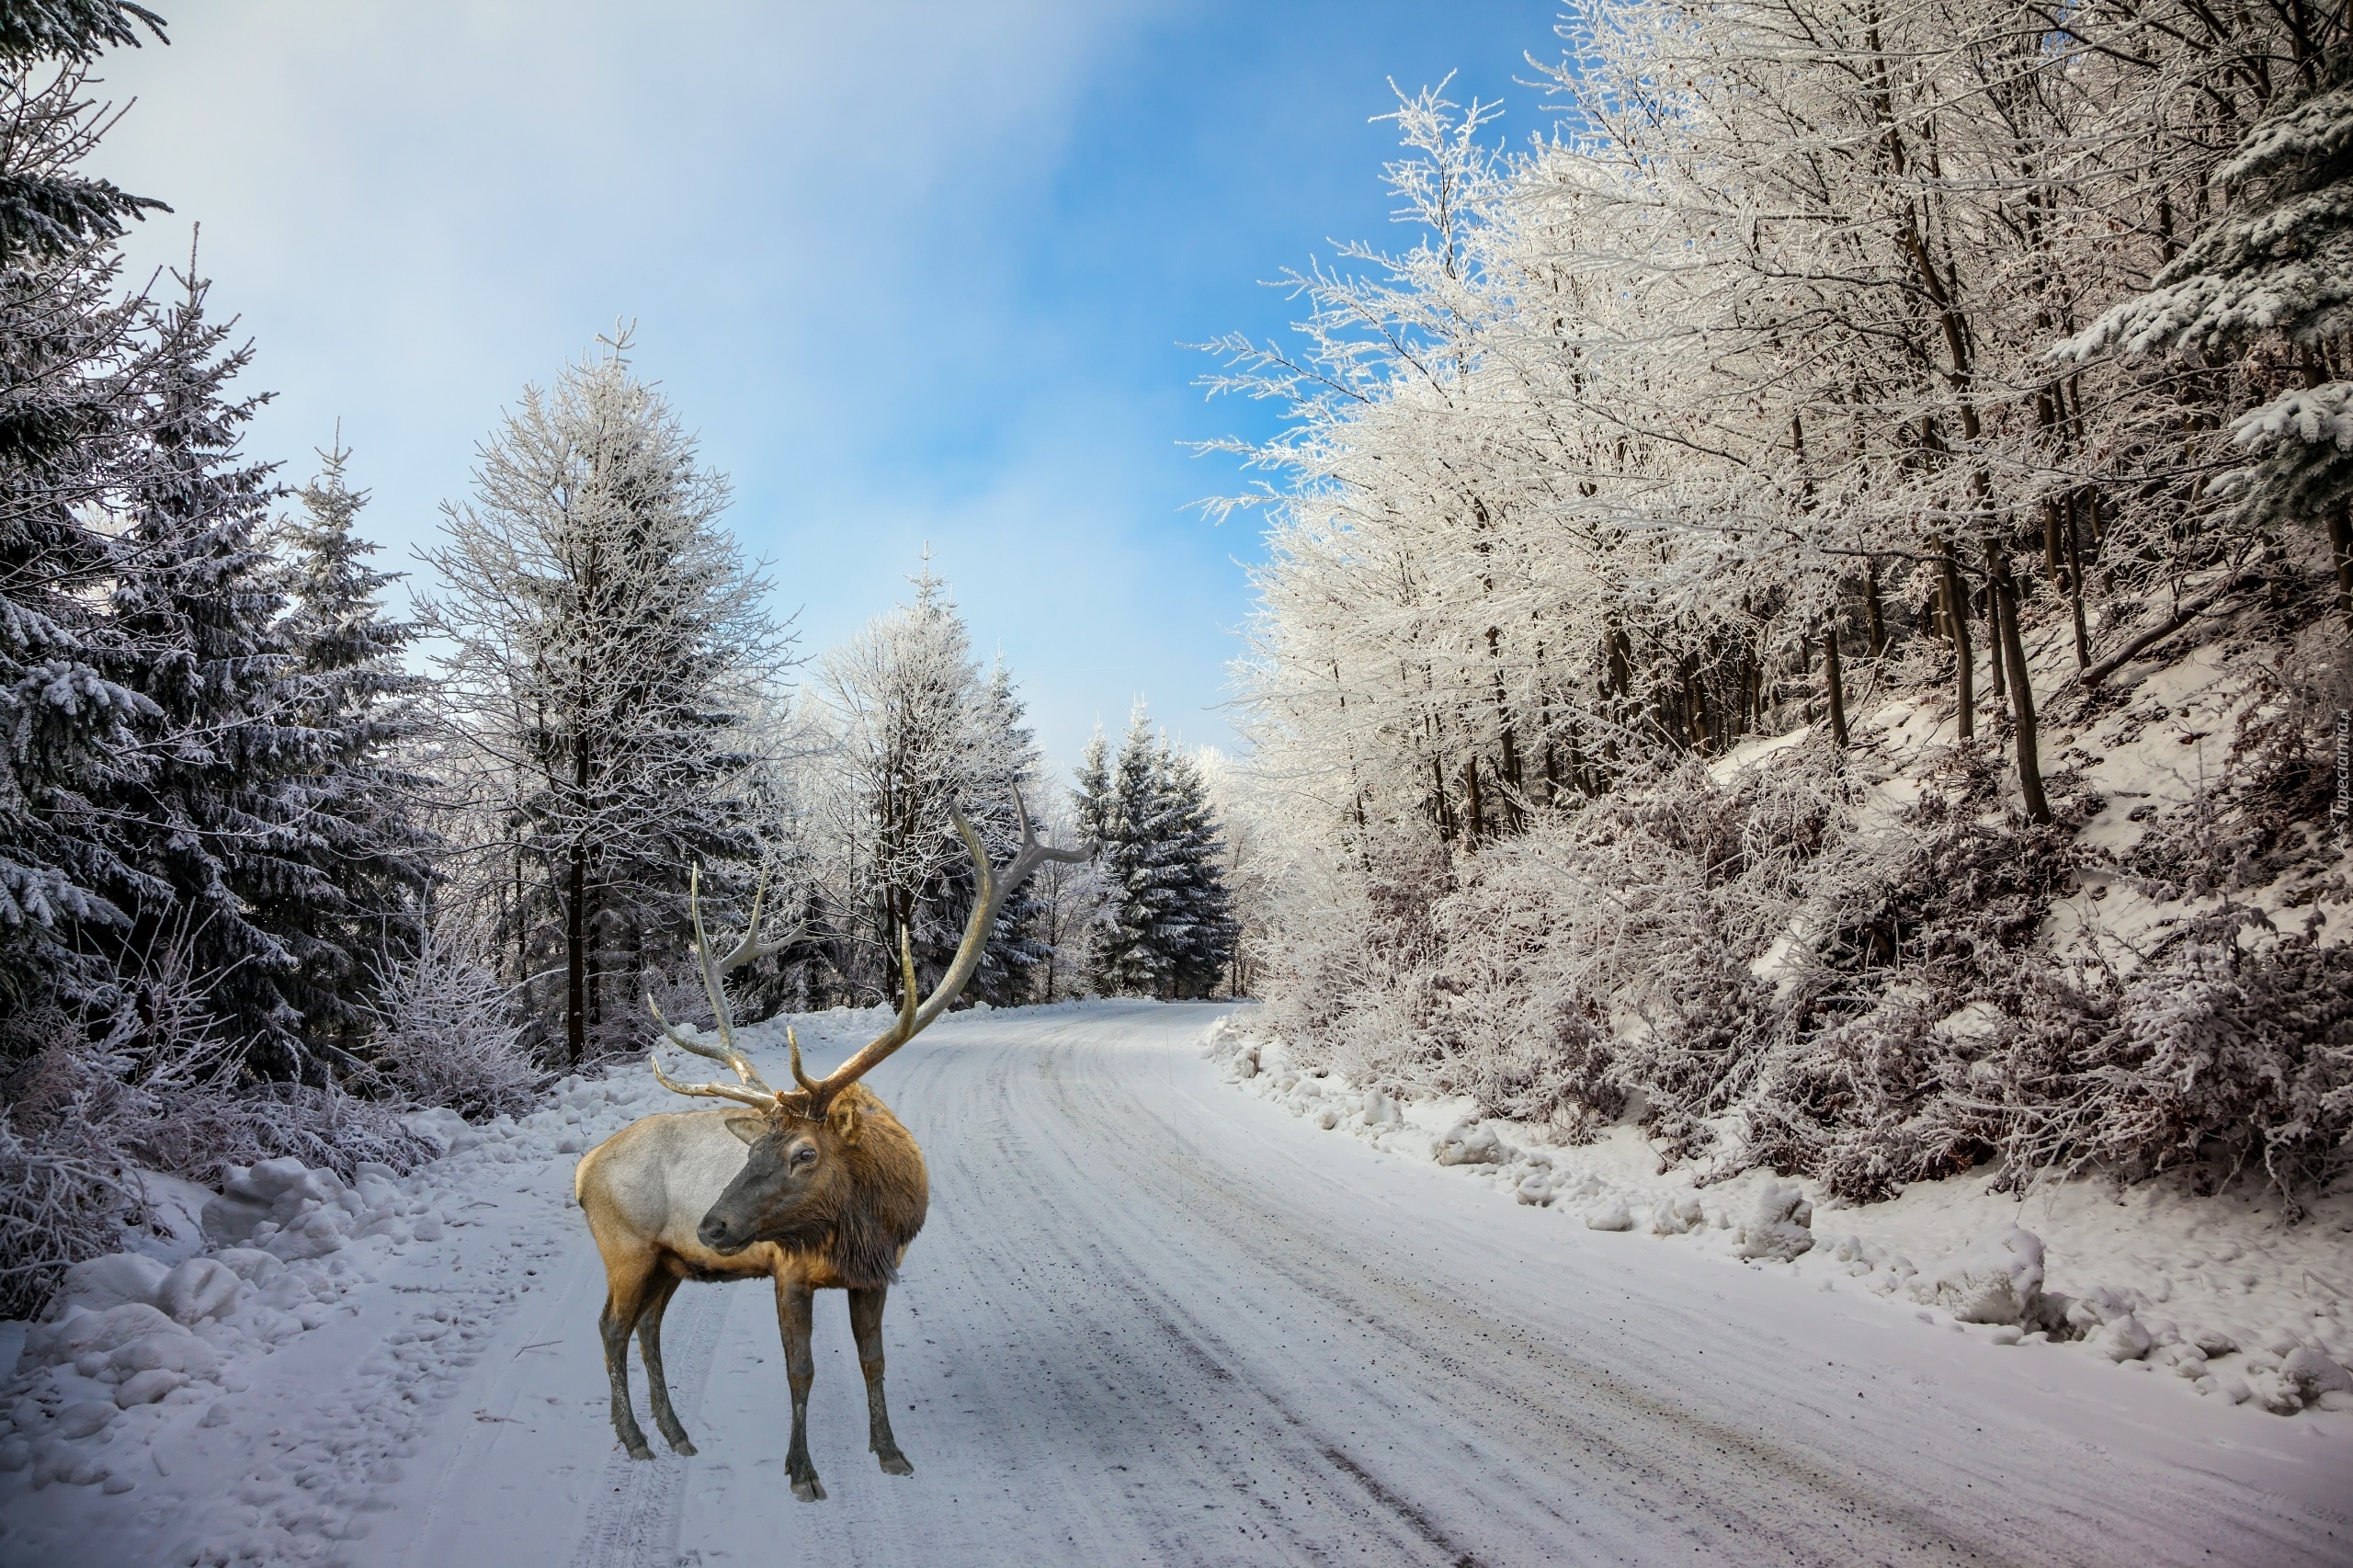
1214;1014;2353;1429
0;1058;685;1566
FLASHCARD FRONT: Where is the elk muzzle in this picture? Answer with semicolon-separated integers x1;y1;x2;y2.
697;1209;752;1254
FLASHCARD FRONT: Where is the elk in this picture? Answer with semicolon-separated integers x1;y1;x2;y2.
573;793;1084;1500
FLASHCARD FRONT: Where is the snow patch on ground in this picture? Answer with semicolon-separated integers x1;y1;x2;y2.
1209;1017;2353;1423
0;1005;905;1566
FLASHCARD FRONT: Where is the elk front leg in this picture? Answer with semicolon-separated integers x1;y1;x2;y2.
847;1285;913;1476
599;1269;655;1460
776;1278;825;1501
636;1272;696;1456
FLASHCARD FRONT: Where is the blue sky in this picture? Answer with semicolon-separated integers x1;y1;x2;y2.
97;1;1564;773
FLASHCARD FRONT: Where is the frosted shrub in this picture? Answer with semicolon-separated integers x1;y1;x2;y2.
0;958;436;1316
1245;678;2353;1207
0;1112;148;1321
132;1083;434;1188
367;925;540;1120
80;945;437;1187
1999;910;2353;1201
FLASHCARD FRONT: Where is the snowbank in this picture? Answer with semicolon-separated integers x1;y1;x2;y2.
1208;1017;2353;1420
0;1006;914;1564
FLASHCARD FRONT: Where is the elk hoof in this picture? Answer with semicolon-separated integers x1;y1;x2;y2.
666;1435;699;1457
877;1451;914;1477
790;1474;827;1502
622;1440;655;1461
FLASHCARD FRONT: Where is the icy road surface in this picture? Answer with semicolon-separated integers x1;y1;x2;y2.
14;1001;2353;1566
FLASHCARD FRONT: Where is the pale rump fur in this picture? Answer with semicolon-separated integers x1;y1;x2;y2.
574;1096;927;1290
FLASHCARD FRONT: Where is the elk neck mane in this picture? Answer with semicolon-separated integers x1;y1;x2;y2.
759;1084;926;1290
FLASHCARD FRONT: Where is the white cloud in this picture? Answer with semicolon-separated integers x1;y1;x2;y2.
86;0;1234;767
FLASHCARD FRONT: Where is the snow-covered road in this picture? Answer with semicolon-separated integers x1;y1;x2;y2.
10;1001;2350;1565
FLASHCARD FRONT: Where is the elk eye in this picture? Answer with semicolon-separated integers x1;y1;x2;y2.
790;1145;818;1169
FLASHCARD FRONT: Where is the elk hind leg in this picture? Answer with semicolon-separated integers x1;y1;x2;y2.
847;1284;913;1475
599;1262;658;1460
636;1271;697;1455
776;1278;825;1501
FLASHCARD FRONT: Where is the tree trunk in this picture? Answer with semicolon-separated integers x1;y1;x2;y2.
1822;615;1849;748
1983;577;2007;703
2333;504;2353;634
1987;539;2052;824
2064;492;2091;670
566;840;586;1066
1941;546;1975;740
1862;561;1888;655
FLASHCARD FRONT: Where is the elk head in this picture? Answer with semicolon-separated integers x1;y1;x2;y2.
648;790;1085;1260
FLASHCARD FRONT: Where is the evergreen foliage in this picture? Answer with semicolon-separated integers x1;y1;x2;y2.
98;267;323;1081
1082;704;1238;1000
268;442;437;1058
2066;41;2353;620
0;4;158;1051
424;340;777;1064
0;2;166;267
818;570;1048;1008
1153;743;1238;999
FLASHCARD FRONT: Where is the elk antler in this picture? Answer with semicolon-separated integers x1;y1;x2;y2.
646;865;806;1110
805;787;1086;1109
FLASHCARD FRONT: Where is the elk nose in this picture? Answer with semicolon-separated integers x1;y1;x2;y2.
698;1215;733;1248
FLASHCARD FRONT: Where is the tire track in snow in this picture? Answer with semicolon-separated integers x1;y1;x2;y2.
912;1003;2342;1566
566;1281;732;1568
404;1002;2346;1568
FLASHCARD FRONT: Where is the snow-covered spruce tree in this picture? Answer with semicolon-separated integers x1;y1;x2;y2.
960;656;1051;1005
1071;724;1112;849
268;441;438;1058
0;3;168;1062
1153;743;1239;999
0;0;165;267
424;337;781;1065
2062;40;2353;628
815;568;1046;1007
98;265;329;1081
1086;705;1166;997
1086;705;1237;1000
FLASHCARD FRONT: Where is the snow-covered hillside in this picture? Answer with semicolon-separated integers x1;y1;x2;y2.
5;1003;2349;1568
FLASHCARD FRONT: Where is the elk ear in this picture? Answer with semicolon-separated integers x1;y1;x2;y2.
722;1113;767;1146
826;1096;862;1146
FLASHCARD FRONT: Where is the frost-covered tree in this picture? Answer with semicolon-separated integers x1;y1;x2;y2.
1153;743;1238;999
1208;0;2353;1199
1023;793;1104;1002
2063;40;2353;626
268;441;437;1056
0;3;167;1054
817;568;1046;1007
424;338;781;1064
0;0;165;267
1071;725;1111;849
98;267;325;1081
1086;706;1164;996
1086;705;1237;1000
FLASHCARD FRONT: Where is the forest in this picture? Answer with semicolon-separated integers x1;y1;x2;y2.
0;2;1237;1316
1208;0;2352;1207
6;0;2352;1322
